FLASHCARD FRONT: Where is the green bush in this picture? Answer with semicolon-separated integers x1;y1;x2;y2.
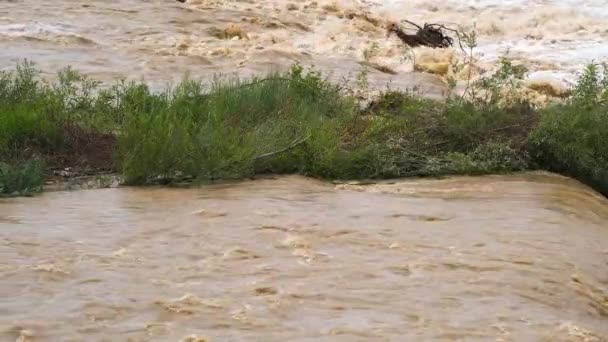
116;64;357;184
0;159;44;196
0;61;116;160
1;59;608;198
529;63;608;196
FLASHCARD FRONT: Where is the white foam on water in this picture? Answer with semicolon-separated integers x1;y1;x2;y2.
0;21;95;45
0;22;75;37
1;0;606;89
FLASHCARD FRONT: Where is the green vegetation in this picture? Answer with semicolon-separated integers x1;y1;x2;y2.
529;63;608;195
0;60;607;197
0;159;44;196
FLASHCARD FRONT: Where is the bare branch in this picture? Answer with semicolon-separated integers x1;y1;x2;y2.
387;20;461;50
252;134;311;161
401;19;423;31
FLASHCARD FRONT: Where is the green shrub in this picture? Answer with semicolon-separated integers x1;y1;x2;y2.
116;65;357;184
529;63;608;196
2;59;608;198
0;159;44;196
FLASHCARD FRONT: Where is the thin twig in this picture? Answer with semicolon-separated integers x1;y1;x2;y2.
252;134;311;161
431;25;466;53
401;20;423;31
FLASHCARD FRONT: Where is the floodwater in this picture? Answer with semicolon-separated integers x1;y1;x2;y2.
1;173;608;341
2;1;608;341
2;0;607;96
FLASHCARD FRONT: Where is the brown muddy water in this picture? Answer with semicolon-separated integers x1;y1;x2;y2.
1;173;608;341
2;1;608;340
3;0;607;98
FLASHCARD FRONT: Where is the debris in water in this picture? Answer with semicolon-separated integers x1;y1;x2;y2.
386;20;456;48
417;215;449;222
255;225;290;232
255;287;278;296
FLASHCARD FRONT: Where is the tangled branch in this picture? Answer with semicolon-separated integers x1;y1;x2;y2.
387;20;463;51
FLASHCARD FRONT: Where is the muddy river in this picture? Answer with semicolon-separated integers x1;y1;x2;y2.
2;1;608;341
2;0;608;97
1;173;607;341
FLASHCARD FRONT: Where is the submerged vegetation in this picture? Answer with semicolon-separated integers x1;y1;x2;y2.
0;59;607;197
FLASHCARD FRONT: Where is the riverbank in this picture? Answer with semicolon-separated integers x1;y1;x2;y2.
1;60;607;197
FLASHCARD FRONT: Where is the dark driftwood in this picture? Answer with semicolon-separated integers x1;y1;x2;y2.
386;21;456;49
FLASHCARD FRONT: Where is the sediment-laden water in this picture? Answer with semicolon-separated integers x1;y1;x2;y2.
1;174;608;341
2;0;607;95
2;1;608;341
